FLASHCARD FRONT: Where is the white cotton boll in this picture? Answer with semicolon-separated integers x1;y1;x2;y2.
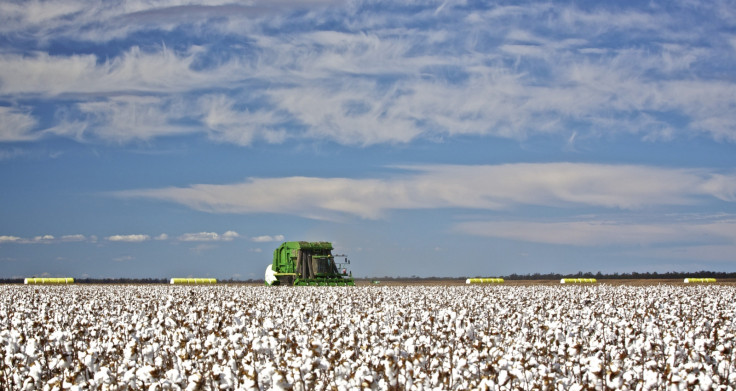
717;360;730;377
94;367;112;385
229;333;243;344
58;357;71;370
136;365;155;384
272;372;291;391
218;368;235;389
607;374;622;389
165;317;177;328
24;338;38;359
22;379;36;391
263;318;274;330
497;370;509;386
586;356;603;375
455;326;465;339
622;370;636;383
186;373;202;391
46;375;60;387
84;352;96;369
686;373;697;385
698;373;713;390
122;369;137;387
728;372;736;385
241;373;259;391
28;363;42;382
165;368;183;384
370;322;378;334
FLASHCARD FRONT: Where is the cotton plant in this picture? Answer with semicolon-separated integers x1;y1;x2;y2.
1;284;735;390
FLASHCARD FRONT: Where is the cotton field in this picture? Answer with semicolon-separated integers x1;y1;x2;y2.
1;285;735;391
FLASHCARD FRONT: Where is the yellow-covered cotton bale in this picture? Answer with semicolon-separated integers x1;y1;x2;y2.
560;278;597;284
684;278;716;283
465;278;504;284
169;278;217;285
24;277;74;285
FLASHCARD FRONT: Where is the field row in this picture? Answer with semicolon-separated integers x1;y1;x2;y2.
1;285;735;390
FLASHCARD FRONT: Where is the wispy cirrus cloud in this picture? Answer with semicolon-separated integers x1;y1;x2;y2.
453;217;736;247
1;1;734;147
0;0;343;42
0;107;39;142
114;163;736;220
0;46;236;97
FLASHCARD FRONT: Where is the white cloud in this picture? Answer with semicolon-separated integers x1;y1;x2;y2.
222;231;240;240
0;2;734;147
113;255;134;262
251;235;285;242
0;0;343;42
0;47;238;97
179;232;220;242
1;234;86;244
31;235;55;243
63;96;195;143
106;234;150;242
115;163;736;220
198;94;288;146
0;107;39;142
453;218;736;246
154;233;169;241
178;231;240;242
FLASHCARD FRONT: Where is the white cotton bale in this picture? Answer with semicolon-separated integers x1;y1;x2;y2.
169;278;217;285
466;278;504;284
24;277;74;285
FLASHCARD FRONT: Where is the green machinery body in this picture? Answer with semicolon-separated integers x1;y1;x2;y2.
267;241;354;286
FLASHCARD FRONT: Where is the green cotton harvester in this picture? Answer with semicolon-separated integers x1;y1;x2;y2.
265;241;354;286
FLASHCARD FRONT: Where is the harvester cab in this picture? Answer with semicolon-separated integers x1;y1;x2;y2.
265;241;355;286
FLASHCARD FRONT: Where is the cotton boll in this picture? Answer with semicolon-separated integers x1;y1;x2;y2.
94;367;112;385
165;368;183;384
122;369;137;387
497;369;509;386
186;373;202;391
136;365;155;384
24;338;38;360
28;363;43;382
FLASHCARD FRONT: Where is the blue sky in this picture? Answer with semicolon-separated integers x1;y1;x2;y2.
1;0;735;279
